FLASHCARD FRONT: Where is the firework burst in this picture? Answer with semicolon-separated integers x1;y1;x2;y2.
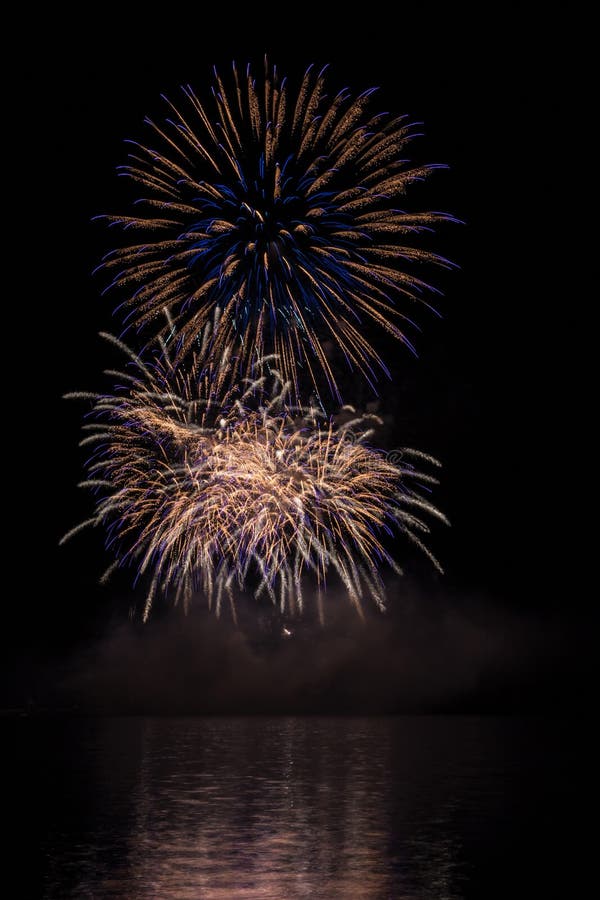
62;328;447;622
99;60;456;399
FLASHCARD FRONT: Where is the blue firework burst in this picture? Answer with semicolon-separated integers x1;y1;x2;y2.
100;60;456;398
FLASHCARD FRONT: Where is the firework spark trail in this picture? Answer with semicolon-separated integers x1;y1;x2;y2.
62;327;447;622
98;60;457;400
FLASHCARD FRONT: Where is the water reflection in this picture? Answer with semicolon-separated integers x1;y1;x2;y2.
32;716;570;898
129;718;400;898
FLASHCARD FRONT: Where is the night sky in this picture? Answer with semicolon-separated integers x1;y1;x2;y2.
8;12;589;713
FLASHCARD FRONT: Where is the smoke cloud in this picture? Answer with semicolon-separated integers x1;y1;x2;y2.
22;581;590;715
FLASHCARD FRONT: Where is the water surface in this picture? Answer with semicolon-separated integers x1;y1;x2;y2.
16;716;579;898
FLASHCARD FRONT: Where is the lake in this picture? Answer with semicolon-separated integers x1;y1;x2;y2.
14;716;581;898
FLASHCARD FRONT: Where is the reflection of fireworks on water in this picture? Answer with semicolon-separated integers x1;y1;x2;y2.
62;322;447;623
99;60;455;398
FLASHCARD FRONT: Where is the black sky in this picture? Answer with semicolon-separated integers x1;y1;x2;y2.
9;11;589;712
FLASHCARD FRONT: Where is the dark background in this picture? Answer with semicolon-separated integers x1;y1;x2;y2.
8;11;589;713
